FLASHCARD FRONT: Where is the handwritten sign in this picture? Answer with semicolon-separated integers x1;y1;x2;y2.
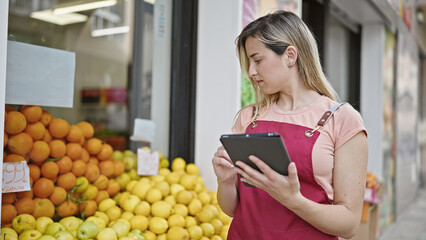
2;161;31;193
137;149;159;176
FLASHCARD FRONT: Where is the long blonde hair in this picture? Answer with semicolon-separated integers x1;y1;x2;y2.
236;10;338;122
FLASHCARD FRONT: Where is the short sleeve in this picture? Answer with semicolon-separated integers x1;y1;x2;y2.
333;104;367;149
231;106;254;134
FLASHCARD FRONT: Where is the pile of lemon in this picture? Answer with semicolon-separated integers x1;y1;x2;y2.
95;156;231;240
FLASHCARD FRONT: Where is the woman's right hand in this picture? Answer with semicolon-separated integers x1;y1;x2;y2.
212;146;237;185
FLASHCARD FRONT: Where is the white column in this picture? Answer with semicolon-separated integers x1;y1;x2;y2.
360;24;384;178
196;0;242;191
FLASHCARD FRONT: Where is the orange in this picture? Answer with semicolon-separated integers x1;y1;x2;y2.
113;160;125;177
42;130;52;143
99;160;114;178
85;138;102;155
94;190;110;204
2;192;17;204
24;121;46;140
7;132;33;155
49;139;67;158
1;204;17;224
57;156;73;174
57;200;79;218
4;153;26;163
49;186;67;205
14;197;35;215
81;148;90;163
66;125;84;143
29;164;41;182
33;198;55;219
29;140;50;164
71;159;87;177
106;179;120;197
84;162;100;183
33;177;54;198
40;110;52;127
21;105;43;123
41;161;59;179
56;172;77;191
78;200;97;217
88;157;99;165
4;132;8;147
5;111;27;134
16;190;33;199
77;121;95;139
66;142;83;161
48;118;70;139
97;143;113;161
93;174;109;190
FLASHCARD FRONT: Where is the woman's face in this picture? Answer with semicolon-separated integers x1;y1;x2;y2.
245;36;289;95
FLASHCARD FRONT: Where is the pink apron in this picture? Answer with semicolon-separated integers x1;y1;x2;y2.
227;105;344;240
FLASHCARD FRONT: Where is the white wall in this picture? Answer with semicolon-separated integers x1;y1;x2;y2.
360;24;384;178
196;0;242;191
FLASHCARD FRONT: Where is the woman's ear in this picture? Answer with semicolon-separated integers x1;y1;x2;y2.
285;46;298;67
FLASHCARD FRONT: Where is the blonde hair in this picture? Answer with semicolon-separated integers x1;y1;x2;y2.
236;10;338;122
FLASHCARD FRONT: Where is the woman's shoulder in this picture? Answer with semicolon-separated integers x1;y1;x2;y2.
232;105;256;134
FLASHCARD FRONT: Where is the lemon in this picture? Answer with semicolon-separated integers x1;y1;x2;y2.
154;181;170;197
188;225;203;240
130;215;149;231
146;188;162;204
200;222;215;237
140;146;152;152
131;181;152;200
144;230;156;240
149;217;168;234
196;208;215;223
173;204;189;217
188;198;203;216
221;224;230;240
176;190;193;205
186;163;200;175
166;226;189;240
157;233;167;240
86;216;107;229
158;168;171;176
210;218;224;235
106;206;122;221
211;235;223;240
167;214;185;228
198;191;212;205
171;158;186;172
98;198;117;212
164;195;176;206
218;211;231;225
179;174;197;190
94;211;110;226
151;201;173;218
170;183;185;196
166;172;181;185
120;211;134;221
210;192;218;204
185;216;198;228
203;204;219;218
125;180;138;192
117;192;131;207
159;158;170;169
194;183;205;193
150;175;165;183
116;218;131;231
134;201;151;217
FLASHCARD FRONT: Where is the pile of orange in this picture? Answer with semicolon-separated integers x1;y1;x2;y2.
2;105;125;226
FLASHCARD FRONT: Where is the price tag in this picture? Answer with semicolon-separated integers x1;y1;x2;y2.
137;149;160;176
2;161;31;193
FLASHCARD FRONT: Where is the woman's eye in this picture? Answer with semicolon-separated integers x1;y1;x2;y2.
254;59;261;63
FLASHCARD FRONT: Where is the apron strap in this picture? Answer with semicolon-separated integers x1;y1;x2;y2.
305;102;346;137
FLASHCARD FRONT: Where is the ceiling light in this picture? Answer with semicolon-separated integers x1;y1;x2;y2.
144;0;155;4
31;10;88;25
53;0;117;15
91;26;130;37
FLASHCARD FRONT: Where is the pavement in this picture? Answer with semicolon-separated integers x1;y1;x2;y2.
378;188;426;240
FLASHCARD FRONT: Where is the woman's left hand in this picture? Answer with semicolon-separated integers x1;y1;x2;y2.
235;155;302;206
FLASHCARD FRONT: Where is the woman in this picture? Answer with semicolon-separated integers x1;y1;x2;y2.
212;10;368;239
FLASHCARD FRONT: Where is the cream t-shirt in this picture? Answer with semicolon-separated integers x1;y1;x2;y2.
231;95;367;200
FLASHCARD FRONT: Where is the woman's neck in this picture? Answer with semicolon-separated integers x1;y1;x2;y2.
275;89;321;111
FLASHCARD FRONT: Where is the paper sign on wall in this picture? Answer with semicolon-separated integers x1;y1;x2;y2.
2;161;31;193
137;148;159;176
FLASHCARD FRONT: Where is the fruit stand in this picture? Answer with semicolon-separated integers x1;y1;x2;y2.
1;105;231;240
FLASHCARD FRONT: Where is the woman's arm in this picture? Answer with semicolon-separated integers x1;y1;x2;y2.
235;132;368;238
212;146;239;216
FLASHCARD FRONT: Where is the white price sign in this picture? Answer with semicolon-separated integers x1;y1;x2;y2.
137;149;160;176
2;161;31;193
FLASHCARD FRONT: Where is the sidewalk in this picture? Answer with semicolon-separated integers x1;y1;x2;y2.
378;188;426;240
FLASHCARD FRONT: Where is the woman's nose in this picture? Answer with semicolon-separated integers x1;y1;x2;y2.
248;64;257;77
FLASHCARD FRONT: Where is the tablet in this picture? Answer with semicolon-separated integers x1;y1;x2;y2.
220;132;291;187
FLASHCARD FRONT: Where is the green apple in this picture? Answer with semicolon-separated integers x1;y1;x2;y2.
129;229;146;240
122;194;141;212
111;221;129;238
59;216;81;232
98;198;117;212
113;150;124;161
17;229;41;240
96;228;117;240
123;150;134;157
122;156;135;171
127;169;140;181
116;173;132;190
0;227;18;240
75;176;90;193
85;216;106;230
118;237;133;240
44;222;66;236
36;235;56;240
77;221;98;240
53;230;74;240
12;214;37;234
35;217;54;235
